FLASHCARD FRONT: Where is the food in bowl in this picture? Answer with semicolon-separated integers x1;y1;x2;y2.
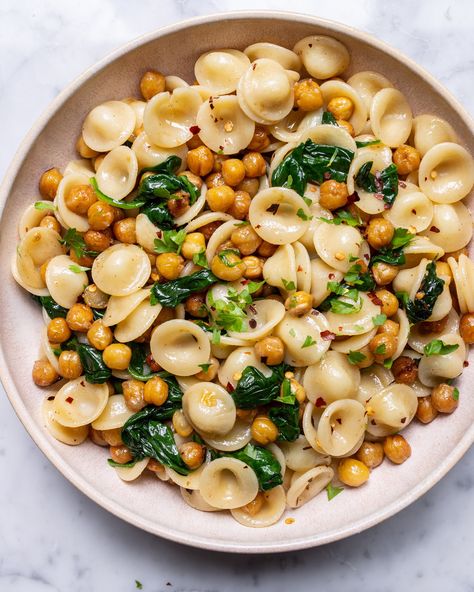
12;34;474;528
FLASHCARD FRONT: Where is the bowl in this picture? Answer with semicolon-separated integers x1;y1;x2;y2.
1;11;473;553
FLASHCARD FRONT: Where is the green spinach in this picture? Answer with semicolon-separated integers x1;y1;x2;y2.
321;111;338;125
397;262;444;323
231;364;289;409
229;444;282;491
269;402;300;442
355;161;399;206
32;295;68;319
370;228;414;267
150;269;218;307
140;201;175;230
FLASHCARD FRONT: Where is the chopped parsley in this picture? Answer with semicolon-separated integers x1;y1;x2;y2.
374;343;386;355
296;208;313;221
302;335;317;348
348;351;366;365
59;228;97;259
69;264;90;273
326;482;344;501
34;201;56;211
423;339;460;357
453;387;460;401
281;278;296;291
217;248;241;267
372;314;387;327
198;363;211;372
192;249;209;268
154;229;186;254
319;209;362;227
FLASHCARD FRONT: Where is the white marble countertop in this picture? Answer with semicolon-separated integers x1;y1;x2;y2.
1;1;474;590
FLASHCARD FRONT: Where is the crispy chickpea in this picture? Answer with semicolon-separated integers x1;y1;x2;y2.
87;320;113;350
110;445;133;464
251;415;278;445
367;217;394;250
222;159;246;187
393;144;421;175
227;190;251;220
39;167;63;200
187;145;214;177
101;428;123;446
155;252;184;280
356;441;384;469
293;78;324;111
337;119;355;137
375;289;399;317
179;170;203;190
206;185;235;212
391;355;418;385
39;261;49;284
167;193;190;217
39;215;61;233
184;293;207;318
195;356;220;381
76;135;99;158
205;174;225;191
93;154;106;171
58;350;83;379
242;255;263;279
284;291;313;316
230;225;262;256
113;217;136;244
87;201;116;230
236;176;260;197
460;313;474;344
416;396;439;424
236;408;258;422
241;492;265;516
147;458;165;473
212;153;228;173
200;221;222;241
372;262;398;286
172;409;193;437
327;96;354;121
84;229;113;252
90;427;108;447
377;319;399;337
82;284;109;309
47;317;71;344
103;343;132;371
181;232;206;260
242;152;266;178
32;359;59;387
338;458;370;487
319;180;349;210
211;251;246;281
431;383;459;414
247;126;271;152
255;336;285;365
257;241;278;258
66;303;93;332
187;134;204;150
179;442;205;470
69;250;94;268
144;376;169;406
122;379;145;411
140;70;166;100
369;333;397;362
383;434;411;464
65;184;97;215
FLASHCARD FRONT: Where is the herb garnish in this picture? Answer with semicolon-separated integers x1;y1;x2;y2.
150;269;218;307
348;351;366;365
326;482;344;501
423;339;460;357
154;229;186;254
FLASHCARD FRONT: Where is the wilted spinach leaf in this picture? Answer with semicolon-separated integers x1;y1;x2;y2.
354;161;398;207
231;364;289;409
397;262;444;323
321;111;338;125
32;295;67;319
229;444;282;491
370;228;415;267
269;402;300;442
150;269;218;307
140;201;175;230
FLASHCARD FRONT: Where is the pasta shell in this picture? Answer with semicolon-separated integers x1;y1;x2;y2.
55;173;91;231
293;242;311;293
299;124;357;152
15;227;65;291
262;244;297;292
412;114;457;156
417;333;466;387
231;485;286;527
347;70;394;111
182;381;236;436
199;457;259;509
370;88;413;147
293;35;350;79
82;100;136;152
114;457;149;482
303;351;361;405
95;146;138;200
408;308;459;353
166;463;207;490
421;202;472;252
280;434;330;472
45;254;89;309
200;419;252;452
286;466;334;509
227;299;286;342
320;80;368;135
91;394;134;430
114;298;162;343
355;365;394;406
64;159;95;177
275;311;331;367
184;211;233;234
18;201;55;239
384;189;433;232
103;288;150;327
313;222;364;272
366;383;418;437
309;258;343;307
92;244;151;296
330;328;377;354
53;377;109;428
317;399;367;457
205;218;239;264
42;396;89;446
449;254;474;314
194;49;250;95
131;131;188;171
244;42;301;71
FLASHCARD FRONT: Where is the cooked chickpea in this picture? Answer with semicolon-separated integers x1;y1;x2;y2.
337;119;355;137
242;255;263;279
147;458;165;473
230;225;262;256
205;173;225;190
140;70;166;100
284;291;313;316
66;303;93;332
65;184;97;215
84;229;112;252
47;317;71;344
293;78;324;111
247;126;271;152
167;193;190;217
255;336;285;365
179;441;205;470
87;320;113;350
181;232;206;260
236;408;258;422
76;135;99;158
58;350;83;379
195;356;220;381
367;217;394;250
431;383;459;414
39;167;63;200
110;445;133;464
184;293;207;318
241;492;265;516
144;376;169;406
353;345;375;369
211;251;246;281
227;190;251;220
356;441;384;469
393;144;421;175
460;313;474;344
122;379;145;411
327;96;354;121
103;343;132;371
391;355;418;385
187;145;214;177
416;396;439;424
319;179;349;210
242;152;266;178
82;284;109;309
32;359;59;387
172;409;193;437
39;261;49;284
87;201;116;230
212;153;228;173
375;289;399;317
257;241;278;258
69;250;94;269
236;176;260;197
251;415;278;445
200;221;222;241
100;428;123;446
338;458;370;487
369;333;397;362
90;427;108;447
113;217;136;244
372;262;398;286
221;159;246;187
287;377;306;404
383;434;411;464
93;154;106;171
179;170;203;190
39;215;61;233
206;185;235;212
156;252;184;280
377;319;399;337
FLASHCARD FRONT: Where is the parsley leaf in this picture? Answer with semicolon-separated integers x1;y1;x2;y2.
135;580;143;589
277;377;296;404
319;209;362;227
154;229;187;254
383;358;393;369
372;314;387;327
302;335;317;348
343;264;375;292
370;228;415;267
424;339;460;357
34;201;56;211
355;139;382;148
192;249;209;268
198;363;211;372
348;351;366;365
59;228;89;259
296;208;313;221
326;482;344;501
69;264;90;273
218;248;241;267
282;278;296;291
374;343;386;355
453;387;460;401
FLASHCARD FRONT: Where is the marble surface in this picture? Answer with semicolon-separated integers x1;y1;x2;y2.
1;1;474;590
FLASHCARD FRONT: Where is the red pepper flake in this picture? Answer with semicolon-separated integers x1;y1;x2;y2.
241;279;251;285
210;103;215;110
47;396;54;401
323;172;331;180
218;145;224;151
80;381;85;387
401;417;407;424
227;382;235;392
374;192;384;200
430;226;440;233
368;291;383;306
347;192;359;205
321;330;336;341
189;125;201;134
399;180;407;188
336;418;342;424
364;253;370;261
297;265;303;272
383;203;391;210
328;273;335;280
464;361;469;367
315;397;326;407
252;63;257;70
146;354;161;372
249;319;257;329
65;396;74;404
248;304;257;315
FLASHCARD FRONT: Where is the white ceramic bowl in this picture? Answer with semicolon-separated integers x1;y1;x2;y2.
1;11;473;553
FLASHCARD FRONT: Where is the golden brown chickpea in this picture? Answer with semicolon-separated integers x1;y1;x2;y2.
140;70;166;100
147;458;165;473
431;383;459;414
122;379;145;411
39;215;61;233
179;442;205;470
76;135;99;158
178;170;203;190
87;201;116;230
39;167;63;200
200;221;222;241
257;241;278;258
93;154;106;171
377;319;399;337
167;193;190;217
195;356;220;381
156;252;184;280
293;78;324;111
393;144;421;175
187;145;214;176
172;409;193;437
47;317;71;344
242;255;264;279
211;251;246;281
383;434;411;464
110;445;133;464
319;179;349;210
65;184;97;215
206;185;235;212
113;217;136;244
32;359;59;387
251;415;278;445
337;119;355;137
227;190;251;220
338;458;370;486
58;350;83;379
391;355;418;385
460;313;474;344
356;441;384;469
247;126;271;152
369;333;398;362
181;232;206;260
284;291;313;316
254;336;285;366
211;153;228;173
416;396;439;424
236;408;258;422
236;176;260;197
82;284;109;309
87;320;113;351
372;262;398;286
144;376;169;406
84;229;113;252
103;343;132;371
375;289;399;317
66;303;93;332
230;225;262;256
99;428;122;446
327;96;354;121
241;492;265;516
69;250;94;269
39;261;49;285
90;427;108;447
242;152;267;178
184;293;208;318
155;307;175;327
367;217;394;250
418;315;449;335
221;158;246;187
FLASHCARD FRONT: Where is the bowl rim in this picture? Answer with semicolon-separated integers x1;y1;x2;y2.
1;9;473;553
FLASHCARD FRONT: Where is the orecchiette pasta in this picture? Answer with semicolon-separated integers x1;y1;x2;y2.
199;458;259;509
82;100;136;152
195;49;250;95
45;255;89;308
95;146;138;200
286;466;334;509
293;35;350;79
317;400;367;457
347;70;394;111
370;88;413;147
412;114;458;156
53;377;109;428
92;244;151;297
